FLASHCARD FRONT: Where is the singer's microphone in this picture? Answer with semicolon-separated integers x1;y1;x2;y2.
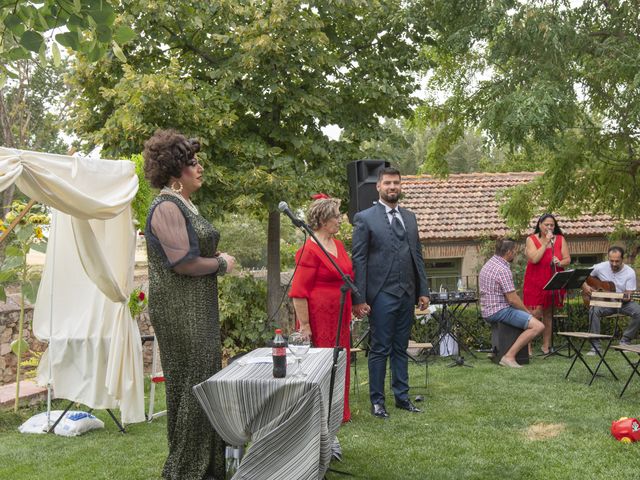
278;201;304;227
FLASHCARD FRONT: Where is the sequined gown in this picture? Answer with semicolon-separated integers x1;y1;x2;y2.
145;194;225;480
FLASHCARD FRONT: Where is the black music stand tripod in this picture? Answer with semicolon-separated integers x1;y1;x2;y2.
542;268;593;358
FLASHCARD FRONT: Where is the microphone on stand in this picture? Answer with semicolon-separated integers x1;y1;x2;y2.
278;201;305;228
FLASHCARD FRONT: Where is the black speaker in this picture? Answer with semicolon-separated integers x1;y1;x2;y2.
347;159;390;222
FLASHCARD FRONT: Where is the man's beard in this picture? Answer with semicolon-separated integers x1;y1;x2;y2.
380;191;399;203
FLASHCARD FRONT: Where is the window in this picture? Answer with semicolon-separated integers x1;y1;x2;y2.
572;254;603;267
425;259;462;291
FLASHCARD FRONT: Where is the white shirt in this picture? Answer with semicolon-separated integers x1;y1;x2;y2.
379;199;406;229
591;261;637;292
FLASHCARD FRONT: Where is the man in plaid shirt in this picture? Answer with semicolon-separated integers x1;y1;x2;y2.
479;238;544;368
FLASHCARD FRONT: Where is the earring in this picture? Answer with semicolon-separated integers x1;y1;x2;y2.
171;181;183;194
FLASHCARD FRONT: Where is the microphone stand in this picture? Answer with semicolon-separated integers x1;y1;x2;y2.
285;214;360;429
544;237;570;358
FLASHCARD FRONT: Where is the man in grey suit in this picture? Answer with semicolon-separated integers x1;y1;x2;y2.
352;167;430;419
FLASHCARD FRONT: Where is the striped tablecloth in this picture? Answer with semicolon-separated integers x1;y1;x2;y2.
193;347;346;480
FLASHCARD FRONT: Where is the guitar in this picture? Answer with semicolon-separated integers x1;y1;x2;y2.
582;276;640;306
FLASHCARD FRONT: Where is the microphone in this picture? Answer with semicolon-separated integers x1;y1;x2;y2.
278;201;304;228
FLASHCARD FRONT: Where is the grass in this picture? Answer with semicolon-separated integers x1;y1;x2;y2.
329;351;640;480
0;381;168;480
1;351;639;480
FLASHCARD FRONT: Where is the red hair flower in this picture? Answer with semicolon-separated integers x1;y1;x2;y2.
311;193;330;200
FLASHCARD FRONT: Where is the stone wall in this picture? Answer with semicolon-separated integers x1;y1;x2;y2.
0;296;46;385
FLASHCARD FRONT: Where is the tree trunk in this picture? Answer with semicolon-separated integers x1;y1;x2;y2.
0;90;17;263
266;210;282;329
0;185;15;265
0;94;15;148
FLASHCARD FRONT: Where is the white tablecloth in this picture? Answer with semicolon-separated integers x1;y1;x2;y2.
193;347;346;480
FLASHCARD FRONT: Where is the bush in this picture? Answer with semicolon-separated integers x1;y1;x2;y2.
130;154;154;230
218;273;273;357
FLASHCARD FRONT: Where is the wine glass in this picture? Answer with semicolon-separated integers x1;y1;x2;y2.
288;331;311;377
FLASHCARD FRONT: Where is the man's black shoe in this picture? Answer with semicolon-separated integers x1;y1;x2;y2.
395;399;422;413
371;403;390;419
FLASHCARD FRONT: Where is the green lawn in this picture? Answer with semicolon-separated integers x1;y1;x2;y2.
1;351;639;480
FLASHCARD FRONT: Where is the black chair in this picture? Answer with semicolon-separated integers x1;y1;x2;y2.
489;321;529;365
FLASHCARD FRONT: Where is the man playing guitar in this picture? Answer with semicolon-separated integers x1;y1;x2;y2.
582;246;640;354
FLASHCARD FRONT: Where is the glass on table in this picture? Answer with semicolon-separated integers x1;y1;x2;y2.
287;331;311;377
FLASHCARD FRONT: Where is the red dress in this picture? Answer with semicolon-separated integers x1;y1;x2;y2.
523;234;566;308
289;238;353;422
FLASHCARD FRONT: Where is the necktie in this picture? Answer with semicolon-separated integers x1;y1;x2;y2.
389;209;405;240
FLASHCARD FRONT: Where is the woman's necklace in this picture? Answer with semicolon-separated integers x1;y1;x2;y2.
160;187;199;215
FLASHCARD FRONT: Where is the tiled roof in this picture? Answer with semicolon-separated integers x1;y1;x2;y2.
401;172;640;241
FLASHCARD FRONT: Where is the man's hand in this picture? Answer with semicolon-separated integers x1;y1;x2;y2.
352;303;371;318
417;296;430;311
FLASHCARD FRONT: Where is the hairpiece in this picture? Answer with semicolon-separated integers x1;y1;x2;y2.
311;193;330;200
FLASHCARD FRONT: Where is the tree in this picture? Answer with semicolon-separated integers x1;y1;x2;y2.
0;60;69;238
0;60;68;152
419;0;640;230
66;0;433;323
360;118;488;175
0;0;134;77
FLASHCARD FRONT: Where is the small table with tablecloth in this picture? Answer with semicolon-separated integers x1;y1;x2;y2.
193;347;346;480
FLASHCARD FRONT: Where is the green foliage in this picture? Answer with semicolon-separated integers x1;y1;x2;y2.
0;200;48;302
129;154;154;230
0;1;135;75
420;0;640;228
0;60;69;152
128;286;147;319
214;214;301;270
218;273;271;357
18;349;43;380
216;214;268;269
359;119;418;174
68;1;433;209
0;199;49;410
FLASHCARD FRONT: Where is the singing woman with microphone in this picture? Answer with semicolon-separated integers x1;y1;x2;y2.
523;213;571;354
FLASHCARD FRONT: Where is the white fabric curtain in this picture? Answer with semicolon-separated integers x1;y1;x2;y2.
0;147;144;423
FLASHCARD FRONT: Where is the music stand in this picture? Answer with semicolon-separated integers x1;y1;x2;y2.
542;268;593;358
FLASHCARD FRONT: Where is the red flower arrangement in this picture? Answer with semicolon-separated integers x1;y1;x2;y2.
129;287;148;318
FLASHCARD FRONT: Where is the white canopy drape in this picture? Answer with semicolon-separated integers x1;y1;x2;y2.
0;147;144;423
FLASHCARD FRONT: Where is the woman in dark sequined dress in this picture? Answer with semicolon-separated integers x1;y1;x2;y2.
143;129;235;480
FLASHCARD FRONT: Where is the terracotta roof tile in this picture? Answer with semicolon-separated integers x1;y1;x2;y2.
401;172;640;241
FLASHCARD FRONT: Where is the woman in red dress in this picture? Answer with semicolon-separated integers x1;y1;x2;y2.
289;194;353;423
523;213;571;354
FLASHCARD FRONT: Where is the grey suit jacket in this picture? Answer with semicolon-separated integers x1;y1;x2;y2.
351;202;429;305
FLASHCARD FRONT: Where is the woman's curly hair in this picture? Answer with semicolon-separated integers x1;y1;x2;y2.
143;129;201;188
307;197;341;231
